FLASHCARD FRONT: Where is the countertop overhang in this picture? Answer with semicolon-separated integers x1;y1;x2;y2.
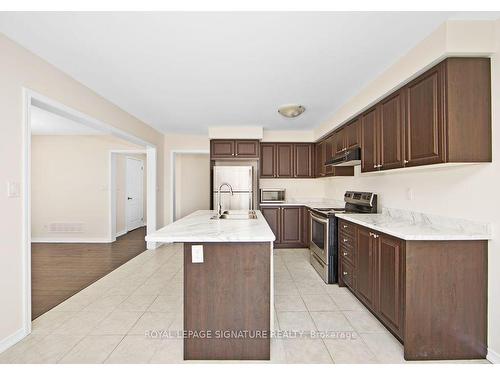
145;210;276;243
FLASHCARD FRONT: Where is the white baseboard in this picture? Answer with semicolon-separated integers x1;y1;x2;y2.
487;348;500;364
31;237;112;243
0;328;28;354
115;229;127;238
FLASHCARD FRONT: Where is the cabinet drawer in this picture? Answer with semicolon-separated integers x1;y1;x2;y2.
340;244;355;265
341;260;355;290
339;231;354;250
339;220;355;237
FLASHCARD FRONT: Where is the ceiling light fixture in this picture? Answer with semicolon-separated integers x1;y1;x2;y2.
278;104;305;118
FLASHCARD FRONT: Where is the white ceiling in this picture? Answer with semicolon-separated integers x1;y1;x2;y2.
1;12;499;134
30;105;105;135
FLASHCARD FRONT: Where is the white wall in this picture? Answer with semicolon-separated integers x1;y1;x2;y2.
31;135;144;242
0;33;165;348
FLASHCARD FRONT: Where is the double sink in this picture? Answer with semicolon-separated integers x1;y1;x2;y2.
211;210;257;220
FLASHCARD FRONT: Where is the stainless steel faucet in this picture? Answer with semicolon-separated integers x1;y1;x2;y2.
217;183;234;217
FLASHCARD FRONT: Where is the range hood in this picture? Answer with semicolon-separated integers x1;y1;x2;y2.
325;147;361;166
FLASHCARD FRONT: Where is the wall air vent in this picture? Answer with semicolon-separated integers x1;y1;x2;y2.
47;222;84;233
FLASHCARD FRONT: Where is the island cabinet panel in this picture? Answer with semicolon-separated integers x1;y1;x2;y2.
338;218;487;360
211;139;260;159
184;242;270;360
404;65;444;167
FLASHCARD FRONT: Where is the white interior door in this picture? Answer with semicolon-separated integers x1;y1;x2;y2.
126;157;144;231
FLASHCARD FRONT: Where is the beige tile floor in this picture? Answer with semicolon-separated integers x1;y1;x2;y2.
0;245;490;364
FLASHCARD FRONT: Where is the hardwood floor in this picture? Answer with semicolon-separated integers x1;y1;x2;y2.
31;227;147;319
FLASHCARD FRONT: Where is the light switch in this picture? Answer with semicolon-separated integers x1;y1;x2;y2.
7;181;20;198
191;245;204;263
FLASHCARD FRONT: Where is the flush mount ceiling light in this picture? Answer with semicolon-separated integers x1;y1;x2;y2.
278;104;306;118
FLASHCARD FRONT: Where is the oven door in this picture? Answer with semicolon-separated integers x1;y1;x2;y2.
309;211;329;264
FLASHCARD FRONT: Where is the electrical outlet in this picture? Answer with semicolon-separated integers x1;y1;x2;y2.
7;181;20;198
406;188;414;201
192;245;204;263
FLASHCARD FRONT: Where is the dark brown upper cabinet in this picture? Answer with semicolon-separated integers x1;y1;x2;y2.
404;64;444;167
260;143;314;178
379;90;405;170
345;118;361;150
276;144;294;178
293;143;314;178
361;106;379;173
210;139;259;159
322;57;491;174
260;143;276;178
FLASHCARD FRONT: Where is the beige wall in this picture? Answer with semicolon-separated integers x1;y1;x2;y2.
0;33;164;346
164;133;210;224
31;135;144;242
115;153;147;235
174;153;210;220
313;20;500;360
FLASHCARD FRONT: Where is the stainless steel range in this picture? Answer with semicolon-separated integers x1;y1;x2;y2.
309;191;377;284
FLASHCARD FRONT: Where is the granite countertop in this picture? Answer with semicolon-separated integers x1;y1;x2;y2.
336;212;492;241
145;210;276;243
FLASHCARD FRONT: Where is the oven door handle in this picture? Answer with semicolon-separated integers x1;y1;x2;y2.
310;211;329;224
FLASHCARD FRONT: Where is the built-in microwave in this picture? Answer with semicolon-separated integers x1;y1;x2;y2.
260;189;286;203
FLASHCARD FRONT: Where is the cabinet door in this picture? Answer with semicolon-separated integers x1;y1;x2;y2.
281;206;302;245
356;226;375;308
334;128;346;155
301;206;310;247
294;144;313;178
260;143;276;178
379;91;405;170
276;144;294;178
376;234;404;338
324;136;335;176
211;140;235;158
345;118;361;149
316;141;326;177
261;206;281;244
361;107;379;173
405;65;444;166
235;140;259;158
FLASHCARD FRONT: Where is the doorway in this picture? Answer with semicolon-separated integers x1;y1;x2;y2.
23;90;158;327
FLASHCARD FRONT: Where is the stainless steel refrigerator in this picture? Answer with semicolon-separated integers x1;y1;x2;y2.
212;166;253;210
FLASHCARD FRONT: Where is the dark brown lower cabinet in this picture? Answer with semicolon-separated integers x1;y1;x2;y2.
260;205;308;248
338;219;487;360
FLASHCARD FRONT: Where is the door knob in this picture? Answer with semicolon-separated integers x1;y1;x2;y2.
127;197;133;200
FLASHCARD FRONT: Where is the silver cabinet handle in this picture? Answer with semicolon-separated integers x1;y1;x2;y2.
342;224;348;229
404;160;409;164
343;252;348;256
343;271;348;276
343;238;348;243
374;234;379;238
373;164;377;168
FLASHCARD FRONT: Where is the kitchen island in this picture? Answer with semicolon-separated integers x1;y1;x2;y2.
146;210;275;361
